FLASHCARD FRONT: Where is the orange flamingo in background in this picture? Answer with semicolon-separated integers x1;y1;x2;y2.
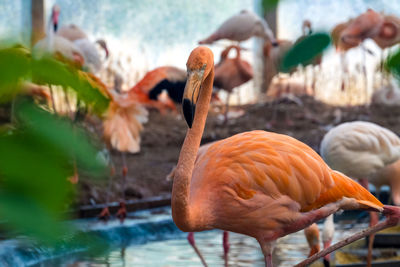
171;46;400;267
198;10;276;44
127;66;187;114
340;9;384;98
321;121;400;266
214;45;253;121
304;223;320;257
86;76;148;221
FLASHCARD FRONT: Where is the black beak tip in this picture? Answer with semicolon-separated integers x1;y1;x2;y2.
182;98;194;128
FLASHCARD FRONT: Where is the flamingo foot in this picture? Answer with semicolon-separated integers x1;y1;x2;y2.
116;201;127;223
187;232;208;267
223;231;230;267
98;207;111;221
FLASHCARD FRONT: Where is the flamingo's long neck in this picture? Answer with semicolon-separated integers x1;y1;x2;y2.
172;68;214;232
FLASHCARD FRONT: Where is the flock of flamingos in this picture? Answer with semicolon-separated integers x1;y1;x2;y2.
22;4;400;267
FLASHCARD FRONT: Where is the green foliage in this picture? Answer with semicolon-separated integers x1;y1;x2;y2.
385;48;400;81
0;44;109;247
262;0;280;12
0;99;107;244
281;32;331;73
0;46;110;115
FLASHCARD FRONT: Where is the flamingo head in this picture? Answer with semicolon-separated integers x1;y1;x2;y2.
182;46;214;128
96;39;109;59
51;5;60;31
302;20;312;35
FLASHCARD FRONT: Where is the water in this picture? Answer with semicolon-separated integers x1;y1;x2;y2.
0;207;370;267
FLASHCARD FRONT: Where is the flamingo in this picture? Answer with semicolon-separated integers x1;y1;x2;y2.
171;46;400;267
322;214;335;267
294;20;322;95
304;223;320;257
340;9;384;99
198;10;276;44
98;79;148;222
57;24;109;74
320;121;400;266
57;24;88;41
127;66;187;113
214;45;253;121
33;5;84;67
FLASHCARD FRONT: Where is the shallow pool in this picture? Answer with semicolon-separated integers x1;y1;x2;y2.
0;208;368;267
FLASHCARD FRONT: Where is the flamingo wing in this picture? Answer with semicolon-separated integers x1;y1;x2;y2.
189;131;382;227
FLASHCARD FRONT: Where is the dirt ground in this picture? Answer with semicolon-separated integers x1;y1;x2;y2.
78;96;400;206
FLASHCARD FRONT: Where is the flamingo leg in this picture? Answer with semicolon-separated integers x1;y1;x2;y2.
259;242;274;267
187;232;208;267
116;152;127;222
223;231;230;267
99;153;115;221
224;91;231;124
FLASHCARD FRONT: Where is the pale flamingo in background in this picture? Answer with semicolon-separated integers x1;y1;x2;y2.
58;24;88;41
33;5;84;67
198;10;276;44
320;121;400;266
171;46;400;267
214;45;253;121
57;23;109;74
322;214;335;267
304;223;320;257
127;66;186;114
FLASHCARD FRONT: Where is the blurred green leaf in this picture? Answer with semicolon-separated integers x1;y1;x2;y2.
0;99;107;244
0;192;71;244
385;48;400;81
0;47;30;101
31;57;109;115
281;32;331;73
262;0;279;12
14;99;107;176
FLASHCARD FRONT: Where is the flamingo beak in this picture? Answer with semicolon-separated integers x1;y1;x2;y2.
182;69;204;128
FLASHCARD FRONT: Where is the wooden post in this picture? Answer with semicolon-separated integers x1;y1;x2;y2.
261;6;278;93
31;0;46;46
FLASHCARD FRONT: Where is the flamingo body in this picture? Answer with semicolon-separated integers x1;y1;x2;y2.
340;9;384;48
199;10;275;44
74;38;103;73
57;24;88;41
214;45;253;92
127;66;186;112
